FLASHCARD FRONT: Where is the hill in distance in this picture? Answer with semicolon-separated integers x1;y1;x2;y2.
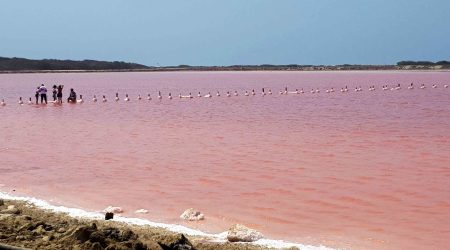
0;56;449;72
0;57;150;71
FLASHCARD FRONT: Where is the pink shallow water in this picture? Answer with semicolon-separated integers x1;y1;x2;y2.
1;71;450;249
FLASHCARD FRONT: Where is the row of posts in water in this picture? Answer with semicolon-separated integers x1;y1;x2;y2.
1;83;449;106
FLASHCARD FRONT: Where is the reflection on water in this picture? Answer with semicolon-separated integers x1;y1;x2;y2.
1;71;450;249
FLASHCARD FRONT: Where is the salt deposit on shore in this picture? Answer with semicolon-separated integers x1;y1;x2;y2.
0;193;336;250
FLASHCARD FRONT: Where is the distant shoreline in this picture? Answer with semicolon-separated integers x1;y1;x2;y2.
1;67;450;74
2;57;449;74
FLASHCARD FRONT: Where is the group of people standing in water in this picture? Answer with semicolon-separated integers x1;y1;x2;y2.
34;84;77;104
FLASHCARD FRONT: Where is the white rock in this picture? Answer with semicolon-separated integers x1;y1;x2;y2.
103;206;123;213
135;209;148;214
180;208;205;221
227;224;263;242
7;205;15;210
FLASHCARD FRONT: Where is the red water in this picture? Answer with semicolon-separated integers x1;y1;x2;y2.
1;71;449;249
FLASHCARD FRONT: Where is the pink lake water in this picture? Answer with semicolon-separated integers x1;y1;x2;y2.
1;71;450;249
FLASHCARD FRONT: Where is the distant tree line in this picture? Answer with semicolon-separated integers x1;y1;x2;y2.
0;57;150;71
173;64;393;71
397;60;450;66
2;56;448;72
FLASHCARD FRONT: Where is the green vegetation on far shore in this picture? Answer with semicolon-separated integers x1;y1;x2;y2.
0;57;149;71
396;60;450;66
1;56;449;73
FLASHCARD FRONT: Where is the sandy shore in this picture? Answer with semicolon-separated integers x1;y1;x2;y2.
0;199;279;250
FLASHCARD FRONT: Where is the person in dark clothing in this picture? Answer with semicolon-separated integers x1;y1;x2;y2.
57;85;64;104
67;88;77;103
35;87;40;104
52;85;57;102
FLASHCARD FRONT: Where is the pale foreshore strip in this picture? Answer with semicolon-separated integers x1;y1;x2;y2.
0;193;337;250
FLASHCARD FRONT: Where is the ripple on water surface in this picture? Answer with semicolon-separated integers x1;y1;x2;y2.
1;71;450;250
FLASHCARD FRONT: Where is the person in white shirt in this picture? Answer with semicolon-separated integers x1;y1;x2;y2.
39;84;48;104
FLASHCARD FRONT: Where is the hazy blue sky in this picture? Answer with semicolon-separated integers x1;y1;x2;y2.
1;0;449;66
